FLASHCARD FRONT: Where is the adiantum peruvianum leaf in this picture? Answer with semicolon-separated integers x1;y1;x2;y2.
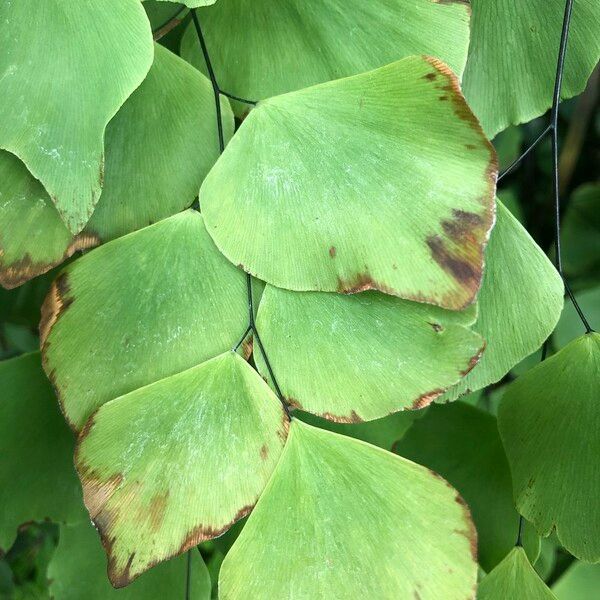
0;352;84;550
181;0;471;116
40;211;247;431
440;200;564;401
463;0;600;138
219;419;477;599
394;402;539;573
477;547;557;600
0;0;154;233
254;286;484;421
0;44;232;289
498;333;600;562
552;561;600;598
201;56;497;310
154;0;216;7
48;520;211;599
75;352;287;587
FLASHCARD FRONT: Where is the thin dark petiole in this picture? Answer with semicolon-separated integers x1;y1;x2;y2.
220;90;258;106
233;325;252;352
252;327;292;420
497;124;551;182
515;515;524;547
191;10;224;152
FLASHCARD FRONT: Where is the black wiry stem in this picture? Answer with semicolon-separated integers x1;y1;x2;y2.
548;0;593;334
191;11;291;420
191;10;224;153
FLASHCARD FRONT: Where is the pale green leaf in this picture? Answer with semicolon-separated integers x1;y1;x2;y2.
498;333;600;562
477;547;557;600
76;352;287;586
441;200;564;401
0;352;84;550
219;419;477;599
255;285;483;421
181;0;470;116
0;44;232;288
0;0;154;233
463;0;600;137
41;211;247;431
202;57;497;310
48;521;211;599
394;402;539;573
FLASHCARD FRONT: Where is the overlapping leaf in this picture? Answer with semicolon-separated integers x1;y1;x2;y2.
552;561;600;599
463;0;600;137
181;0;470;116
220;419;477;599
254;286;483;422
48;521;211;599
0;352;84;550
0;44;232;289
394;402;539;572
498;333;600;562
441;200;564;401
477;547;557;600
76;352;288;586
41;211;247;431
202;56;497;310
0;0;154;233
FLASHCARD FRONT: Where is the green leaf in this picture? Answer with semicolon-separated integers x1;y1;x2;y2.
202;57;497;310
498;333;600;562
254;285;483;421
76;352;288;587
441;200;564;401
463;0;600;137
552;561;600;599
219;419;477;599
477;547;557;600
394;402;539;573
0;352;84;550
40;211;247;431
0;0;154;233
554;286;600;349
0;44;232;289
181;0;470;116
48;521;211;599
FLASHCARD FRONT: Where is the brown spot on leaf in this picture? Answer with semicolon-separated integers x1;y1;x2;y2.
411;389;444;410
429;322;443;333
176;504;254;557
453;494;478;562
329;246;336;258
465;144;477;150
39;273;74;347
260;444;269;461
461;343;485;377
423;72;437;81
427;235;479;289
320;410;364;424
148;492;169;533
0;232;99;290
